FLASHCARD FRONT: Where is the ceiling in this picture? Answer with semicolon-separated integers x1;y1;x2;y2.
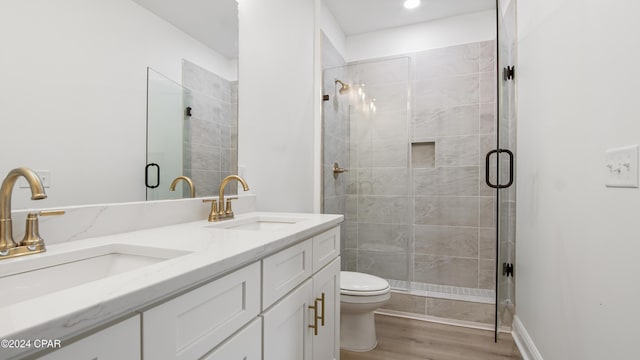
131;0;494;58
131;0;238;59
324;0;496;36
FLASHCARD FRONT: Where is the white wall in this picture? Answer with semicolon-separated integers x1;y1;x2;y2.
0;0;234;209
516;1;640;359
315;0;348;212
346;10;496;62
319;1;347;60
238;0;316;212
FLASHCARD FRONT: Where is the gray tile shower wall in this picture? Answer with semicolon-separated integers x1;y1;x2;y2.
340;56;412;281
182;60;237;197
322;37;499;305
343;41;497;288
412;40;497;291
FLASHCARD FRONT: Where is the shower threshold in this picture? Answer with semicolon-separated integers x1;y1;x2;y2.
387;279;495;304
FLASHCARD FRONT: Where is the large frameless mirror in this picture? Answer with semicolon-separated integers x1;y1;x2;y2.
0;0;238;209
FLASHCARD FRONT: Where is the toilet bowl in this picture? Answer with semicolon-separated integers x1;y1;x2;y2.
340;271;391;352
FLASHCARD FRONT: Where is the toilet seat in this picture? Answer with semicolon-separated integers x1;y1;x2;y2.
340;271;391;296
341;292;390;304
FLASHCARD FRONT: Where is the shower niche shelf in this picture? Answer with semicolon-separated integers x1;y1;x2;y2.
411;141;435;168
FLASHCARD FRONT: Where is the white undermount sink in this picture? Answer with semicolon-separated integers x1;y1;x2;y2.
0;244;190;307
206;215;306;231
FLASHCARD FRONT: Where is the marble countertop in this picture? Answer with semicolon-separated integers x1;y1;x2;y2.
0;211;343;359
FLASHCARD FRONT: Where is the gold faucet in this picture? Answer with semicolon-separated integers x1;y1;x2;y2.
0;168;63;259
170;176;196;198
203;175;249;222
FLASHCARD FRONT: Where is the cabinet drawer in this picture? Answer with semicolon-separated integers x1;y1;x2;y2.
40;315;140;360
262;239;312;309
143;262;261;360
312;226;340;273
201;318;262;360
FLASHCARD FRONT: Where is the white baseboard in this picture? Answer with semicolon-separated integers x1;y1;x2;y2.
512;316;544;360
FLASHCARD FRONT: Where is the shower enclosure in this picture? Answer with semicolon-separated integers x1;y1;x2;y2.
321;1;516;339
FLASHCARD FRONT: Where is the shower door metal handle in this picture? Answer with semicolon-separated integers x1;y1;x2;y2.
145;163;160;189
485;149;514;189
502;149;515;188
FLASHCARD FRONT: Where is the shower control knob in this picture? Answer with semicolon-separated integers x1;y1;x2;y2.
332;163;348;178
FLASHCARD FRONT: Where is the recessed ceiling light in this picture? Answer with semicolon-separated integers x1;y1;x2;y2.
404;0;420;9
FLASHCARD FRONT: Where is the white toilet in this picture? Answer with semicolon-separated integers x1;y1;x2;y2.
340;271;391;352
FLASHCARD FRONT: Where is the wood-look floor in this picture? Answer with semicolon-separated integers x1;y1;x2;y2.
340;314;523;360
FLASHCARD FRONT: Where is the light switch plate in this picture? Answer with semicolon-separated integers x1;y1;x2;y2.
605;145;639;188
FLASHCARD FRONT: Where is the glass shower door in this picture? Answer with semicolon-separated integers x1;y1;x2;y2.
495;0;518;338
146;68;188;201
323;33;504;324
322;57;412;291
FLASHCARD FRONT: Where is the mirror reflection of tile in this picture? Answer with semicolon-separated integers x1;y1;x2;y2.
182;60;239;197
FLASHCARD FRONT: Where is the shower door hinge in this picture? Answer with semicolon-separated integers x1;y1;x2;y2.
503;66;515;81
503;263;514;277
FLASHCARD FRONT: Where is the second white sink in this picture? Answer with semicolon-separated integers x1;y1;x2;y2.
206;215;306;231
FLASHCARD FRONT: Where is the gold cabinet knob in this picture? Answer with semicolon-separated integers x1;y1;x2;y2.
316;292;326;326
308;301;319;336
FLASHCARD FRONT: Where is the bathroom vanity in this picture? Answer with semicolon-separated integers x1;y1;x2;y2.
0;207;342;360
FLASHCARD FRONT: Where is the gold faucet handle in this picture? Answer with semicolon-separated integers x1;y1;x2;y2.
202;199;220;222
202;198;218;208
39;210;66;217
224;197;238;215
20;210;65;248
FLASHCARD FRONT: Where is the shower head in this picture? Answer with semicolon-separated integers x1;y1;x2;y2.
335;79;351;95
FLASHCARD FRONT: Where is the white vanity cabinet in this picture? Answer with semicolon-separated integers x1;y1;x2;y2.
39;315;140;360
140;225;340;360
142;262;261;360
262;227;341;360
36;224;341;360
